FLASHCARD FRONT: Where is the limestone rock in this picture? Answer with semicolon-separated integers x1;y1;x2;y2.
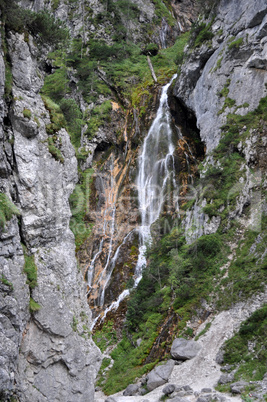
171;338;202;360
230;381;249;394
163;383;176;395
146;359;175;391
123;383;140;396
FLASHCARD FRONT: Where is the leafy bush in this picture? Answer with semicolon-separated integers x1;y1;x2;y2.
0;193;20;230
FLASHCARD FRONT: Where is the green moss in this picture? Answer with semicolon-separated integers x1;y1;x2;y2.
0;193;20;230
72;315;78;332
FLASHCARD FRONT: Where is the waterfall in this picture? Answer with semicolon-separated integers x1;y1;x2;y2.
135;73;177;280
90;75;178;330
159;18;169;49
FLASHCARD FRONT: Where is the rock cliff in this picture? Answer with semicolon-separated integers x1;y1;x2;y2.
0;29;101;401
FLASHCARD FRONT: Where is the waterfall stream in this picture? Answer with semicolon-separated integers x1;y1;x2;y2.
135;73;178;280
91;75;178;329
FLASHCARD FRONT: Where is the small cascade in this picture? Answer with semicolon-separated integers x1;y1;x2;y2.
159;18;169;49
90;230;135;329
87;159;117;300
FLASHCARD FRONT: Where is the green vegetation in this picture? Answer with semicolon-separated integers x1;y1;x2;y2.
96;357;112;388
100;230;227;394
221;305;267;386
228;37;243;50
47;136;64;163
152;0;176;26
0;275;13;290
85;100;112;138
93;320;117;353
191;20;214;48
29;297;41;312
72;315;78;332
0;193;20;230
23;250;38;289
0;0;68;45
195;322;211;341
23;108;32;119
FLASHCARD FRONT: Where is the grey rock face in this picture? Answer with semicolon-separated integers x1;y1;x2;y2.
174;0;267;153
171;338;202;360
146;359;175;391
0;30;101;401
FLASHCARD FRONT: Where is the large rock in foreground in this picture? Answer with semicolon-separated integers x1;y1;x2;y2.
171;338;202;361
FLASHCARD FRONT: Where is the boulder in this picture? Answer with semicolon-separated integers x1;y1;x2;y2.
163;384;176;395
171;338;202;360
218;373;234;384
123;383;139;396
230;381;249;394
147;360;175;391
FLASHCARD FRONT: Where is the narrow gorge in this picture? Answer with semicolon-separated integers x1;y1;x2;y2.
0;0;266;401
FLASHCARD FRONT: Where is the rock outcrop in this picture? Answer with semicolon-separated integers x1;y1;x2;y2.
174;0;267;153
0;29;101;401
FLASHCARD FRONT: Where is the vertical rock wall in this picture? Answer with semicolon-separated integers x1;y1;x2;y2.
0;31;101;401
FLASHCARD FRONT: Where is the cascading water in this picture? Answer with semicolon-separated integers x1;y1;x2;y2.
91;75;178;330
135;73;178;280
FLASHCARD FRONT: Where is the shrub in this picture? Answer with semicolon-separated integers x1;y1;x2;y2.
192;21;214;47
